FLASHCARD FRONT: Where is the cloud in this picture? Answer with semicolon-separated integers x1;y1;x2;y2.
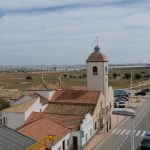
0;0;150;65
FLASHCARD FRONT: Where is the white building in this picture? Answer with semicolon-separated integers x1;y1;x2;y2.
2;94;47;129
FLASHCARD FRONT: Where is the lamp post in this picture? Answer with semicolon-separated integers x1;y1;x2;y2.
112;108;135;150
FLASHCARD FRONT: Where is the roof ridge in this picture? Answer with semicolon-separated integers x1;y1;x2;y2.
18;113;44;130
35;92;49;100
49;101;95;105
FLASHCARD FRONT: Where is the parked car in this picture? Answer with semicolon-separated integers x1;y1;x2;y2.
141;131;150;150
135;91;146;96
115;97;126;102
118;101;126;108
114;89;130;97
142;88;150;93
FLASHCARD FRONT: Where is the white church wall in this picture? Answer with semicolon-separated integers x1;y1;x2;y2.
80;113;93;145
36;90;55;100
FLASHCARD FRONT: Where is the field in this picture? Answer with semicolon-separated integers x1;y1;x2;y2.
0;66;150;98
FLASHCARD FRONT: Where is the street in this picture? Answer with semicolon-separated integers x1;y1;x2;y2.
94;95;150;150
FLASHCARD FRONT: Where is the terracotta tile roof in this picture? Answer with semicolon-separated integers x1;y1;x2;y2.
86;45;108;62
2;98;37;113
20;112;84;131
44;102;95;115
51;90;100;104
18;114;70;147
45;113;84;130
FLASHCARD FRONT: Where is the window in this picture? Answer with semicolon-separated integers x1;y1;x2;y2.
85;134;88;141
95;122;97;130
90;129;92;136
67;139;69;146
58;147;61;150
3;117;6;125
105;66;108;73
101;102;103;109
93;66;98;75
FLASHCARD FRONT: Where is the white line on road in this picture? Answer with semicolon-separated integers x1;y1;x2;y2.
121;129;126;135
135;130;141;137
125;130;131;135
141;131;147;137
116;129;122;134
112;129;117;134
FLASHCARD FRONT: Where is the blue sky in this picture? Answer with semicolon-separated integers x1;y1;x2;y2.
0;0;150;65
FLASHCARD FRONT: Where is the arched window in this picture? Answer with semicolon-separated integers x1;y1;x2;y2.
93;66;98;75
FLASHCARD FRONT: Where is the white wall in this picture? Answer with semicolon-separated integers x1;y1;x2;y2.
52;131;81;150
51;133;71;150
25;98;41;120
87;62;108;97
36;91;55;100
80;113;93;145
2;112;25;129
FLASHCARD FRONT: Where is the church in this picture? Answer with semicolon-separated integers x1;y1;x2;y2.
2;44;114;150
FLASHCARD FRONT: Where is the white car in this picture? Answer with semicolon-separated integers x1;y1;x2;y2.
118;101;126;108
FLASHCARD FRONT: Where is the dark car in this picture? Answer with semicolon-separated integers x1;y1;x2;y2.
141;139;150;150
135;91;146;96
140;131;150;150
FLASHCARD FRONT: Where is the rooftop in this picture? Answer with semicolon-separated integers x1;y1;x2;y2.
44;102;95;115
86;45;108;62
2;98;37;113
0;125;35;150
18;113;70;147
51;90;100;104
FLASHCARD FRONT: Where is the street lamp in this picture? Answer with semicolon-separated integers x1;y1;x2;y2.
112;108;135;150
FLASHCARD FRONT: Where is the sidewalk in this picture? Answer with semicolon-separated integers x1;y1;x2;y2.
84;115;125;150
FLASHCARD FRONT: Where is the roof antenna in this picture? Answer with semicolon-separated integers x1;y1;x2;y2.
95;36;99;46
94;36;100;51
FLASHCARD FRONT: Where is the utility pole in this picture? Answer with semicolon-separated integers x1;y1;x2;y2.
130;70;133;107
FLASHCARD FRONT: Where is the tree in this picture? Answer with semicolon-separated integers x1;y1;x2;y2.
0;98;10;110
63;74;67;78
26;76;32;80
112;73;118;79
124;73;131;79
134;73;142;80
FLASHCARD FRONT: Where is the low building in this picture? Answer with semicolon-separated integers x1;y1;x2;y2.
2;94;47;129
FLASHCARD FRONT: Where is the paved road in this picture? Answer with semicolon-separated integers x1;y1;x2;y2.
94;96;150;150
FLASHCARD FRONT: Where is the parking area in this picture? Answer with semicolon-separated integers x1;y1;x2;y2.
114;88;150;109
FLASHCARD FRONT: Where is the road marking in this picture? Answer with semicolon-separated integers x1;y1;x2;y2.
125;130;131;135
121;129;126;135
116;129;122;134
141;131;146;137
112;129;117;134
135;130;141;137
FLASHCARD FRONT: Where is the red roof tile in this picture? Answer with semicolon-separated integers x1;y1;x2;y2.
51;90;100;104
86;45;108;62
18;114;70;147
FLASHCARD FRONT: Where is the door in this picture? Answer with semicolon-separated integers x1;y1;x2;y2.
62;140;65;150
73;136;78;150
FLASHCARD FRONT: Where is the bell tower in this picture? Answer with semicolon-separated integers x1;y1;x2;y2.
86;44;108;97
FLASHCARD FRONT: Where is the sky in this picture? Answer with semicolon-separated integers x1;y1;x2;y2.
0;0;150;65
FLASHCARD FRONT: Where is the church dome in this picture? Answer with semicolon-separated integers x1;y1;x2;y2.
86;45;108;62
